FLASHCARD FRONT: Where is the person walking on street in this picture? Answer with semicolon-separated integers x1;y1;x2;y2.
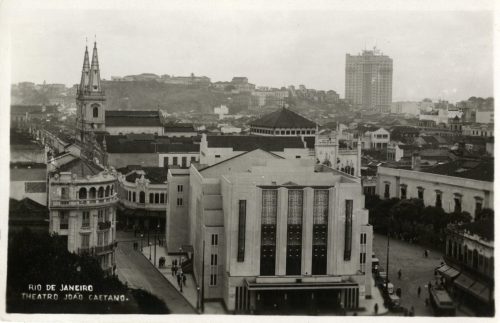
173;265;178;276
398;269;402;280
417;286;421;297
182;273;187;286
374;303;378;315
409;306;415;316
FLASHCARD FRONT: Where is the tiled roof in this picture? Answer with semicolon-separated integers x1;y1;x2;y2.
118;166;168;184
56;157;104;177
157;143;199;153
105;110;162;127
250;107;316;128
164;123;196;132
104;135;199;154
206;135;305;151
422;159;493;182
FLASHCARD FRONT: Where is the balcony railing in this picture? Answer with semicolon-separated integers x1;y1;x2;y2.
98;221;111;230
77;243;115;256
51;194;118;208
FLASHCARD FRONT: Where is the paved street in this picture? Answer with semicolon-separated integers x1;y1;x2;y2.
115;231;196;314
373;233;444;316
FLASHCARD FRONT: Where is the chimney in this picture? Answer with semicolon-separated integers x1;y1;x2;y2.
411;152;421;171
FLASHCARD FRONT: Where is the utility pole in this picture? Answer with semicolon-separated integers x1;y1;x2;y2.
386;218;390;296
201;240;205;313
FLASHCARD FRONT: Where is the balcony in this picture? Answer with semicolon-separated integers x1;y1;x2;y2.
77;243;115;256
121;199;166;210
97;221;111;231
50;194;118;209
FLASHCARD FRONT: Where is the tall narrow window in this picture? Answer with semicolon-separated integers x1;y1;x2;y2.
163;157;169;167
384;183;390;199
237;200;247;262
344;200;353;261
81;234;90;248
139;191;145;203
93;106;99;118
60;211;69;229
435;190;442;208
454;194;462;213
260;190;277;276
417;187;424;200
286;190;303;275
82;211;90;228
474;197;483;219
173;157;178;165
149;193;154;204
400;185;407;199
312;190;328;275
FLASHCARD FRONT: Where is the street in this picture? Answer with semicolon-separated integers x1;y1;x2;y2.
373;233;444;316
115;231;196;314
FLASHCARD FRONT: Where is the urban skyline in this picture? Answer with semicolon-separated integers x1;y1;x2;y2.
8;7;493;102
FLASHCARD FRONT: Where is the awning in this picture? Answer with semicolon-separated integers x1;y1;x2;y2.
469;281;491;303
454;273;475;290
245;280;358;291
437;264;460;279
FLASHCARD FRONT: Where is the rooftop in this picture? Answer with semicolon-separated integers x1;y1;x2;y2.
250;107;317;129
105;110;162;127
206;135;305;151
421;159;493;182
164;123;196;132
118;166;168;184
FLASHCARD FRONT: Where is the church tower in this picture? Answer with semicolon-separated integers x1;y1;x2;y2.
76;42;106;143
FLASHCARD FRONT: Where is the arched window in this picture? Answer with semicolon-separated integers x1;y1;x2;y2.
98;187;104;198
111;185;114;195
78;187;87;199
89;187;97;199
139;191;145;204
105;185;110;197
93;106;99;118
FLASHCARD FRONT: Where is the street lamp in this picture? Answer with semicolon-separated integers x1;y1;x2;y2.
149;242;152;261
179;247;183;267
196;286;201;311
140;233;144;251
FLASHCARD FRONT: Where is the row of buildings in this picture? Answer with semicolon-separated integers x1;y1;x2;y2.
10;42;494;315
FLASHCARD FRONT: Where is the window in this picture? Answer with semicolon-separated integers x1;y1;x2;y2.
60;212;69;229
93;106;99;118
287;190;303;275
237;200;247;262
160;193;165;204
182;156;187;168
128;191;131;201
474;197;483;219
215;155;221;158
163;157;169;167
155;193;160;204
400;185;407;199
209;274;217;286
81;234;90;248
211;254;218;266
211;234;218;246
98;209;104;223
454;194;462;213
417;187;424;200
384;183;390;199
191;156;196;163
82;211;90;228
344;200;353;261
173;157;178;165
295;156;301;159
139;191;145;203
177;185;183;193
177;198;183;207
435;190;442;208
132;192;136;202
312;190;329;275
149;193;154;204
360;233;367;245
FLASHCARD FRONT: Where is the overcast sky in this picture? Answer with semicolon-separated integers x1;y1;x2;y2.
8;4;494;102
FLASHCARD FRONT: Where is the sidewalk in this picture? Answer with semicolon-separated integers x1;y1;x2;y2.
356;277;389;316
140;244;227;314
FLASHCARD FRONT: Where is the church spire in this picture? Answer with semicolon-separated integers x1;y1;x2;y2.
88;41;102;92
79;45;90;93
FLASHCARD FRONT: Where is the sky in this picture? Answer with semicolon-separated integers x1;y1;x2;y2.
7;2;494;102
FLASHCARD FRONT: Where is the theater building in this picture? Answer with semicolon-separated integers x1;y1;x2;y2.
186;150;372;313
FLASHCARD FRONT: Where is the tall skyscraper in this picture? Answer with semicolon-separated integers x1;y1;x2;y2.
345;48;393;112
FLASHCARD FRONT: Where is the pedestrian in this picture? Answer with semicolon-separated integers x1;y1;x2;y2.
410;306;414;316
424;249;429;258
173;265;178;276
428;281;432;289
398;269;402;280
374;303;378;315
182;273;187;286
171;265;175;276
417;286;421;297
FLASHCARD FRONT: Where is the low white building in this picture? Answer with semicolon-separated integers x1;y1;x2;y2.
377;159;493;218
475;110;494;124
361;128;390;150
